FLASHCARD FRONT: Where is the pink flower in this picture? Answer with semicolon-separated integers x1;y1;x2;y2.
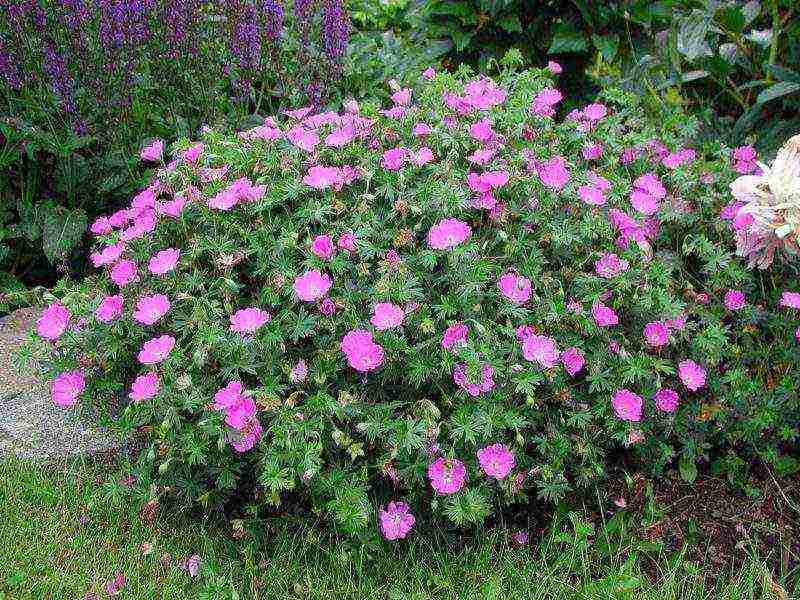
515;324;535;341
561;346;585;376
320;297;336;316
148;248;180;276
537;156;570;190
90;216;113;235
304;166;344;189
105;572;126;597
594;253;629;278
724;290;746;311
498;272;532;305
678;360;706;391
630;189;660;215
133;294;170;326
633;173;666;198
453;362;495;397
182;142;205;164
95;295;124;323
612;389;643;422
427;457;467;494
532;87;562;117
385;250;401;265
294;269;332;301
341;329;384;372
547;60;562;74
213;380;257;429
51;370;85;407
391;88;412;106
779;291;800;310
311;234;335;260
157;196;187;218
290;359;308;383
796;326;800;342
468;171;509;193
592;302;619;327
654;388;679;413
230;417;262;452
371;302;404;330
413;147;435;166
578;185;607;206
129;372;160;402
412;122;432;137
643;321;670;347
110;259;138;287
230;307;271;334
442;322;469;350
286;126;319;152
422;67;436;80
179;554;202;578
137;334;176;365
381;147;409;171
477;443;515;479
90;242;125;268
427;218;471;250
140;139;164;162
36;302;71;340
379;501;415;540
470;118;494;142
582;143;603;160
337;232;357;253
324;127;355;148
522;335;559;368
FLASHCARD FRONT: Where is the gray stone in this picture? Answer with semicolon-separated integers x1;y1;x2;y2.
0;307;121;460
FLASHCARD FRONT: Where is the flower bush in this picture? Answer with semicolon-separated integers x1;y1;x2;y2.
25;56;800;538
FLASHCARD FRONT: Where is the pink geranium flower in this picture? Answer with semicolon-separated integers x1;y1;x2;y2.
341;329;384;372
337;232;357;253
182;142;205;164
561;346;585;376
91;216;113;235
371;302;404;330
422;67;436;80
379;501;415;540
129;372;160;402
498;272;532;304
547;60;562;74
654;388;679;413
294;269;332;301
110;259;138;288
90;242;125;268
724;290;746;310
304;166;343;190
532;87;562;117
592;302;619;327
643;321;670;347
428;457;467;494
537;156;570;190
779;291;800;310
230;307;271;334
381;147;410;170
470;118;494;142
51;370;85;407
95;295;124;323
157;196;188;218
594;253;629;278
230;417;262;452
442;322;469;350
148;248;180;275
427;218;471;250
311;234;335;260
140;139;164;162
133;294;170;326
453;362;495;397
137;334;176;365
578;184;607;206
412;122;432;137
522;334;559;368
612;389;643;421
678;360;706;391
286;126;319;152
477;443;515;479
320;297;336;316
290;359;308;383
36;302;71;341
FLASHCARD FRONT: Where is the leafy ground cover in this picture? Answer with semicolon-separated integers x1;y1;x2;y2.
1;457;797;599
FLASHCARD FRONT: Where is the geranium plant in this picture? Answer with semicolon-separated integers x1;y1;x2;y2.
23;55;800;539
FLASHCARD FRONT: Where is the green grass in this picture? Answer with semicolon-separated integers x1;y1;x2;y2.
0;457;796;600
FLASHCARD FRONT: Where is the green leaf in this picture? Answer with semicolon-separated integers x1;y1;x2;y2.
548;25;588;54
766;65;800;84
592;34;619;62
757;81;800;105
497;15;522;33
39;205;88;262
676;10;712;61
679;456;698;483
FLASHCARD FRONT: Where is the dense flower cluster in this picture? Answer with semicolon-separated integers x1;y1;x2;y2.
27;62;800;538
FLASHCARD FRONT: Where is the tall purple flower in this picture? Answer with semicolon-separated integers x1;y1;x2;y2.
0;37;21;90
322;0;349;62
262;0;284;42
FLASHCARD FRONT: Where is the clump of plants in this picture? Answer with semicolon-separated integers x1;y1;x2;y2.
23;55;800;539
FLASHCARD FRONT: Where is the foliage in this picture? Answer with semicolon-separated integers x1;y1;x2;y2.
21;57;800;536
0;0;351;288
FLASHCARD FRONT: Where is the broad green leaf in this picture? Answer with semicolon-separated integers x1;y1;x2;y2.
676;10;712;61
592;33;620;62
757;81;800;105
548;25;588;54
679;456;698;483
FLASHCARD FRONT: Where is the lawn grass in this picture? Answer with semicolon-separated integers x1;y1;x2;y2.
0;457;796;600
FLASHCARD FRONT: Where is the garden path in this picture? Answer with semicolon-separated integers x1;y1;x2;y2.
0;307;120;460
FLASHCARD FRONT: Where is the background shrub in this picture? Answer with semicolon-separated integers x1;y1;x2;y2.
24;57;800;538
